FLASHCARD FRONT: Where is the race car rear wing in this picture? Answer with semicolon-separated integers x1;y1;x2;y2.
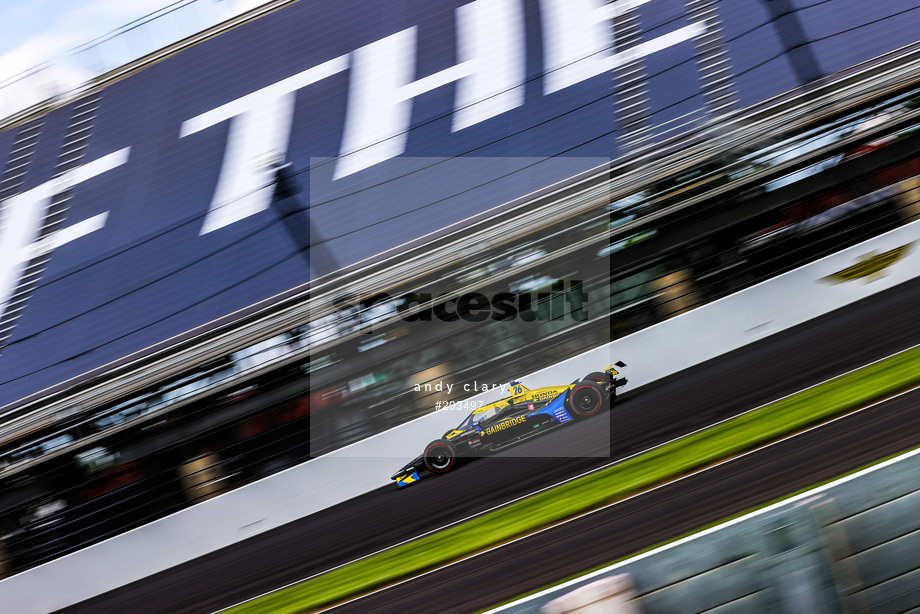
605;361;627;373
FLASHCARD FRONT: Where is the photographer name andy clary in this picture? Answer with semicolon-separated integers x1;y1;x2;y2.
380;279;589;323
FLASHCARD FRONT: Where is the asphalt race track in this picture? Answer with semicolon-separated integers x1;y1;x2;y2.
330;380;920;614
62;275;920;614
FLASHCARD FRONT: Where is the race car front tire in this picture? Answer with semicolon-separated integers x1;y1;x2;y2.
424;439;456;474
566;381;607;418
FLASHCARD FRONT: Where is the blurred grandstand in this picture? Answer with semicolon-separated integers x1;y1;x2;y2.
2;0;920;583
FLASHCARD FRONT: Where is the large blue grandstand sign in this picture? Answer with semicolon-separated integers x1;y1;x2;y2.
0;0;918;409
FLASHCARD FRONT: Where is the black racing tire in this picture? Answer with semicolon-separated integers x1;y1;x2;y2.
566;381;606;418
583;371;615;401
423;439;456;474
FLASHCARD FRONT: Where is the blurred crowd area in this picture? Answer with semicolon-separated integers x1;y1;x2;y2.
3;83;920;577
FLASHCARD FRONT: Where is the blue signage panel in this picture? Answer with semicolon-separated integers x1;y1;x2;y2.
0;129;19;188
795;0;920;75
0;0;918;410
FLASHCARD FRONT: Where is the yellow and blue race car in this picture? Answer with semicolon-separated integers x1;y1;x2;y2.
391;362;627;487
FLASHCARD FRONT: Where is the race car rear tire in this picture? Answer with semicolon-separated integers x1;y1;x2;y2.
582;371;613;399
582;371;608;384
424;439;456;474
566;381;606;418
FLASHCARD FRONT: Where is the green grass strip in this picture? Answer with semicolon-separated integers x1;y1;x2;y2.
229;345;920;614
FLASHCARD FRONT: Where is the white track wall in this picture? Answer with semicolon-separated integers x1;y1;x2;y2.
4;219;920;613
